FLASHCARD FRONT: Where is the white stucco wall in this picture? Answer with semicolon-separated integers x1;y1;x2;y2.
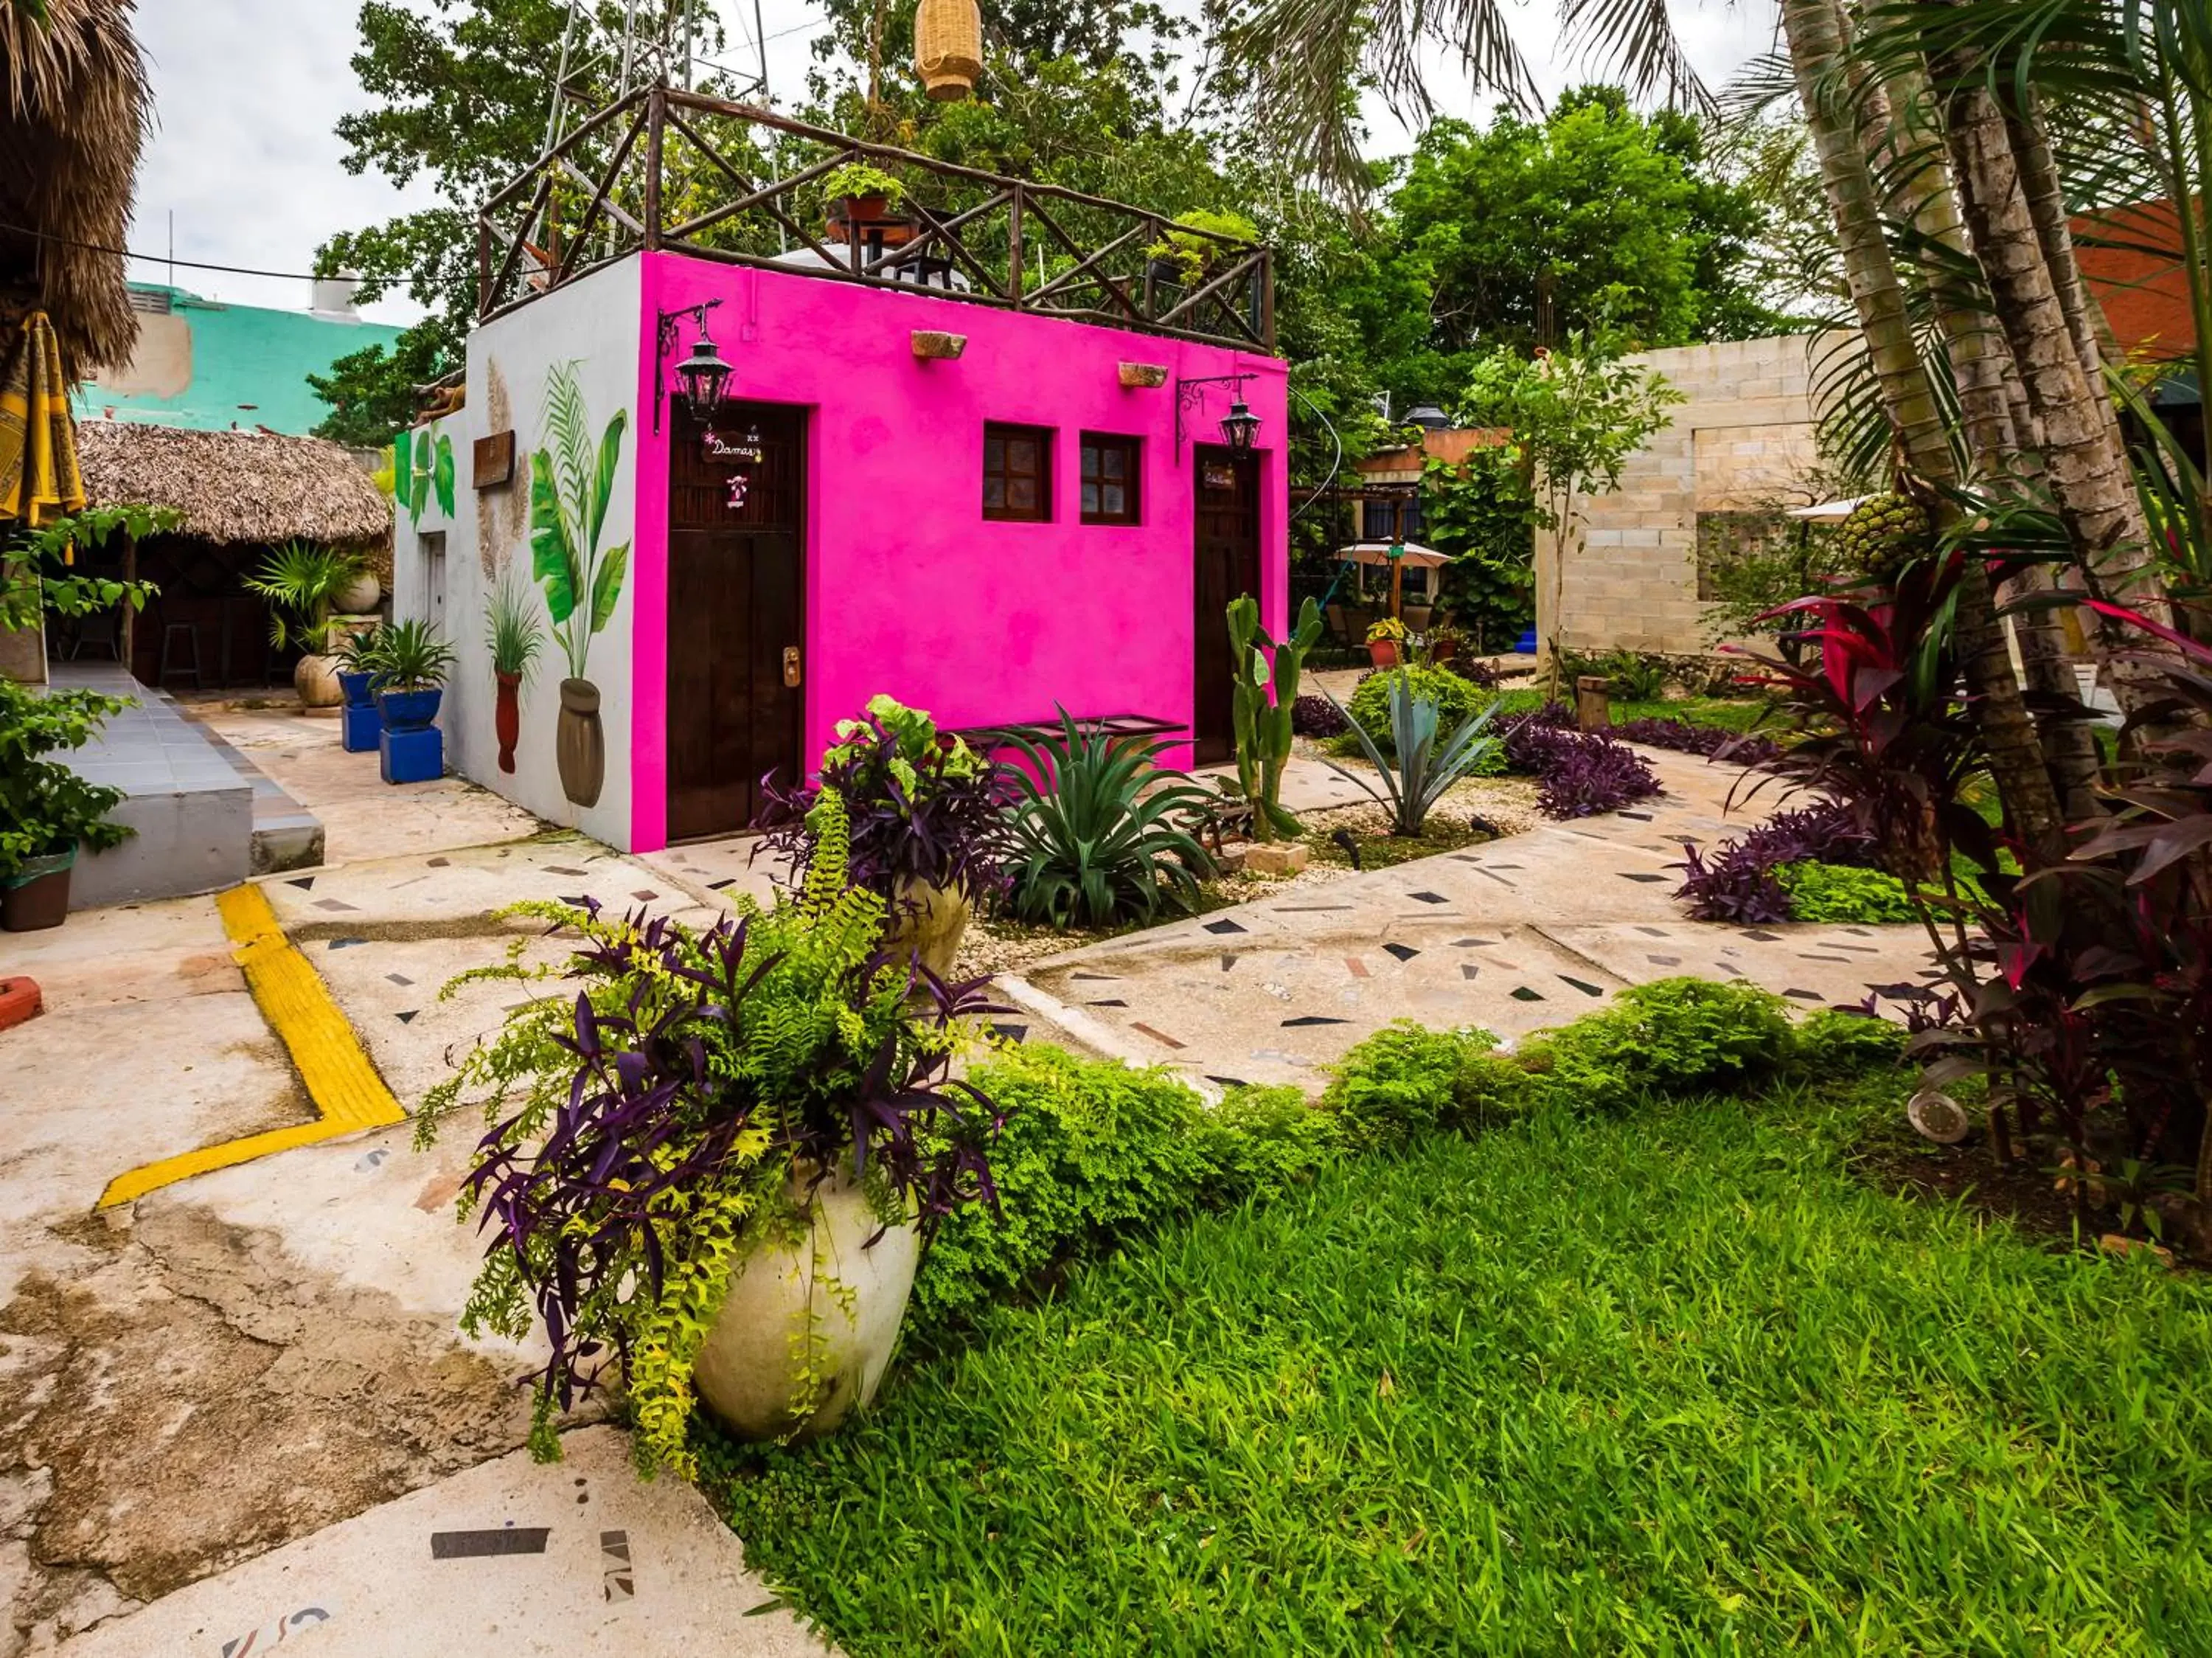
393;258;641;847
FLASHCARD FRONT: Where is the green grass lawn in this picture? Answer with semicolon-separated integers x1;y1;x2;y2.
711;1081;2212;1656
1486;686;1778;735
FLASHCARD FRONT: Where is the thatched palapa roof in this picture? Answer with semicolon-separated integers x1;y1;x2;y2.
77;421;392;547
1;0;148;372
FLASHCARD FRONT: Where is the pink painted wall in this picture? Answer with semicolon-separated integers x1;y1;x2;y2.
630;250;1289;852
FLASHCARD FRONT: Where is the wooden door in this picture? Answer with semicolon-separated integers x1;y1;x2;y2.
1192;447;1261;765
665;400;807;842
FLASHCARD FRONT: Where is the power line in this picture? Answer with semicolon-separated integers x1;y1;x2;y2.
1;220;326;283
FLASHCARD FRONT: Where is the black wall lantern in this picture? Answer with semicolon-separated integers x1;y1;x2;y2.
654;298;730;433
1173;371;1262;465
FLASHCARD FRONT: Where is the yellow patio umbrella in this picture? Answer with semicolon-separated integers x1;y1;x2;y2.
0;313;88;535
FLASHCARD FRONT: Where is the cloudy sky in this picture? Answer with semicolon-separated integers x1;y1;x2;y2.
128;0;1779;327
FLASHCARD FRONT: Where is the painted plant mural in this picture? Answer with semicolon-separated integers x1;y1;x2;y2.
531;361;630;808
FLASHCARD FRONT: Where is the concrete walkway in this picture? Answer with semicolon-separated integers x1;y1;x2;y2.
998;746;1935;1091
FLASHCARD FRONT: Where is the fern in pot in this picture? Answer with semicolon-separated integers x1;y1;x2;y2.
417;792;1006;1470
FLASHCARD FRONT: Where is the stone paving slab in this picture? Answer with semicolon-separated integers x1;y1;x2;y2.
55;1427;827;1658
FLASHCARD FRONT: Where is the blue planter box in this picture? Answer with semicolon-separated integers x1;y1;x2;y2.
341;700;383;753
380;724;444;785
378;686;443;732
1512;628;1539;655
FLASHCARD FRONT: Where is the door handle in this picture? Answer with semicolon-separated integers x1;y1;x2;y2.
782;645;801;688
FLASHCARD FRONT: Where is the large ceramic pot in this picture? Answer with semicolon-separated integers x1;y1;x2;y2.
693;1165;919;1443
887;878;970;981
335;571;381;614
379;686;443;732
295;652;344;709
495;672;522;774
557;677;605;809
1;846;74;933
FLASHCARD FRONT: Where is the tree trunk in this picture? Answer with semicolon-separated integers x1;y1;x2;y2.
1938;68;2191;721
1782;0;2066;856
1865;64;2105;820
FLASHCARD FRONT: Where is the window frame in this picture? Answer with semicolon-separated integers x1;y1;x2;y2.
982;422;1054;523
1078;431;1142;527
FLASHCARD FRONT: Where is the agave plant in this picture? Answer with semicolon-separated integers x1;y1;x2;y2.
372;618;457;693
530;362;630;682
1324;671;1500;836
998;710;1218;928
334;623;388;678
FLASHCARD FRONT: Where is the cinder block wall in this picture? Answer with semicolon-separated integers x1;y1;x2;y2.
1538;332;1844;658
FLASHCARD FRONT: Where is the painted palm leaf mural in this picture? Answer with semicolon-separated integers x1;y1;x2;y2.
530;361;630;809
531;361;630;681
394;426;456;526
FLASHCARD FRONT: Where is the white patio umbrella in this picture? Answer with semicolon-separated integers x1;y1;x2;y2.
1335;542;1450;618
1784;498;1868;524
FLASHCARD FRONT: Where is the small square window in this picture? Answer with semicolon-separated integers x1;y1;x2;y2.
984;423;1052;522
1080;434;1141;526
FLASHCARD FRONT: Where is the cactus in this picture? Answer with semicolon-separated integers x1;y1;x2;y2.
1227;594;1324;843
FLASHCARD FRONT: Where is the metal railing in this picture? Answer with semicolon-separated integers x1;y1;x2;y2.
475;84;1275;352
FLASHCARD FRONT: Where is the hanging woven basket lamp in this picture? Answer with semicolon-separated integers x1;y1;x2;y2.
914;0;984;100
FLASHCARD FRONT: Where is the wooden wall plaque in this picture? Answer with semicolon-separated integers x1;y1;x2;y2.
473;431;515;490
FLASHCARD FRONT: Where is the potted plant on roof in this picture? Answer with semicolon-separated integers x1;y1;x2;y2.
531;362;630;811
372;618;456;785
334;624;388;754
0;678;136;932
821;161;914;248
753;695;1006;978
244;540;368;710
1366;615;1408;667
415;791;1006;1466
1145;208;1259;290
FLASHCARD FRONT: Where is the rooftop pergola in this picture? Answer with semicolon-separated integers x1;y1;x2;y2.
476;85;1275;353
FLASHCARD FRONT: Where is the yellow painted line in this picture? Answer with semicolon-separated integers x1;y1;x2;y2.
97;884;405;1208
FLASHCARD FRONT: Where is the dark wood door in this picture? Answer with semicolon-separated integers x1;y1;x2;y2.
1192;447;1262;765
666;401;806;841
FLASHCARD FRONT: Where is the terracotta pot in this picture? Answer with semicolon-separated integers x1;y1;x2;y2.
887;879;970;981
692;1164;919;1443
556;677;605;809
1367;639;1400;667
1;847;74;932
1432;639;1458;663
495;672;521;774
295;652;344;709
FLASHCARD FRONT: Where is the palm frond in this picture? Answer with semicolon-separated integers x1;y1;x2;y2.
1563;0;1716;115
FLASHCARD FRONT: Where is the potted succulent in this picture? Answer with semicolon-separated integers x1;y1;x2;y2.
1366;615;1409;667
334;625;388;754
372;618;456;785
0;679;135;932
243;540;369;710
753;695;1006;978
1427;620;1464;665
415;793;1006;1468
821;162;914;246
484;570;544;775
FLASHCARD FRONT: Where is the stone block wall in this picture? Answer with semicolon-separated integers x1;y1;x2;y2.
1537;332;1847;658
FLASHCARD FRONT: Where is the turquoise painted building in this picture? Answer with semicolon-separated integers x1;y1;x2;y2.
74;282;403;437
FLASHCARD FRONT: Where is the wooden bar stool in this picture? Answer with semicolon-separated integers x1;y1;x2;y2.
159;622;203;690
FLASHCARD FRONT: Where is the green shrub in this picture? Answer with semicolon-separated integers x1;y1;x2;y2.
911;1048;1336;1337
1346;663;1488;757
1777;860;1919;923
1524;977;1794;1114
1321;1022;1531;1148
1790;1007;1908;1074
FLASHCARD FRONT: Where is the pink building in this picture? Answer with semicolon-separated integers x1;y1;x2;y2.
392;89;1287;853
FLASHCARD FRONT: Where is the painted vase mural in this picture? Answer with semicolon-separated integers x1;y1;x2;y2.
530;361;630;810
484;569;543;778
